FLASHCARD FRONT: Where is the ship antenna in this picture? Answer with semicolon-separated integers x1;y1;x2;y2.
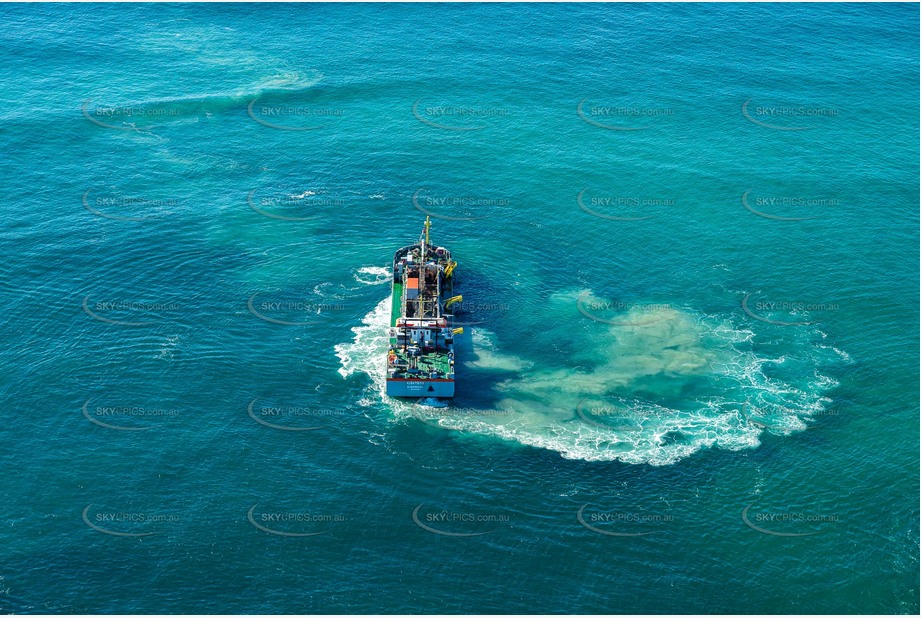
424;215;431;246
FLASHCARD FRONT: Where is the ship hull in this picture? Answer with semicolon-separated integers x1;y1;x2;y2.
385;378;455;398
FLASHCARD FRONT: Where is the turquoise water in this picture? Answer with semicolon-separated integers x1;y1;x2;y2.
0;2;918;613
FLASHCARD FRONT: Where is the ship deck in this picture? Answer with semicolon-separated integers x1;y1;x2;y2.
388;281;453;377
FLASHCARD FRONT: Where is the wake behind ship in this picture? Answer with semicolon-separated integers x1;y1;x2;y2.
386;217;461;398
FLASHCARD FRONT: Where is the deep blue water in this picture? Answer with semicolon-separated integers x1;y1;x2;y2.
0;2;918;614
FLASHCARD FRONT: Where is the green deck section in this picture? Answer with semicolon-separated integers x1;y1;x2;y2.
388;348;453;376
390;282;403;328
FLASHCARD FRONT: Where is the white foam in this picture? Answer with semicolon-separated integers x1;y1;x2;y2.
334;296;421;418
335;297;390;380
821;344;853;363
353;266;391;286
336;291;843;465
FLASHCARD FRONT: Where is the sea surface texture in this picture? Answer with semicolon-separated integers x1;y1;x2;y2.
0;3;917;614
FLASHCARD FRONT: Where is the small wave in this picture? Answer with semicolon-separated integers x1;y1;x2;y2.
353;266;391;286
311;282;333;297
253;69;324;92
819;343;853;363
155;334;180;361
82;70;325;130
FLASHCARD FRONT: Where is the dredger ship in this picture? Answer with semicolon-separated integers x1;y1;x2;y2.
386;217;462;398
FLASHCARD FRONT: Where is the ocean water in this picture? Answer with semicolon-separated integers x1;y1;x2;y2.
0;2;917;614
